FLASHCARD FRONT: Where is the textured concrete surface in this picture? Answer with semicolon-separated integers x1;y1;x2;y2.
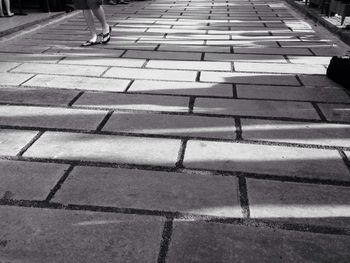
1;0;350;261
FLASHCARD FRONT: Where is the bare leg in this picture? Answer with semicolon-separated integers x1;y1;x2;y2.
83;9;97;42
0;1;4;16
91;6;109;34
4;0;14;16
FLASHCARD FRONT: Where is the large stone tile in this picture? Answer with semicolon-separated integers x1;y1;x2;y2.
298;75;341;87
158;44;231;53
12;63;107;77
0;53;63;64
0;129;38;156
241;118;350;148
54;166;241;217
0;206;163;263
200;71;300;86
235;62;326;75
0;160;68;200
234;47;313;55
194;98;320;120
146;60;232;71
74;92;190;112
183;140;349;179
317;103;350;122
24;74;130;92
204;53;287;63
236;85;350;103
0;62;21;72
247;178;350;228
103;67;197;81
167;221;350;263
0;72;34;86
287;56;332;65
123;50;202;60
128;80;233;97
103;111;236;139
0;105;108;130
24;132;181;167
0;87;80;106
60;57;146;68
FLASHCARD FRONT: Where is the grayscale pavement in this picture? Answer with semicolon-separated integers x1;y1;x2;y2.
0;0;350;262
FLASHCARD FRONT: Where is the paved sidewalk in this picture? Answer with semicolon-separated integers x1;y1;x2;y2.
1;0;350;262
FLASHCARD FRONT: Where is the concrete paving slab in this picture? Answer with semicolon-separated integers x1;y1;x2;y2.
0;206;164;263
128;80;233;97
204;53;287;63
183;140;349;179
287;56;332;65
317;103;350;123
167;221;350;263
59;57;146;68
298;75;341;87
0;105;108;130
54;166;241;217
235;62;326;75
0;53;64;64
103;67;197;82
0;160;68;200
241;118;350;148
0;62;21;72
234;47;313;55
194;98;320;119
236;84;350;103
158;44;231;53
24;131;181;167
146;60;232;71
123;50;202;60
0;72;34;86
200;71;300;86
0;129;38;156
74;92;190;112
247;178;350;228
24;74;130;92
103;111;236;139
12;63;107;77
0;87;80;106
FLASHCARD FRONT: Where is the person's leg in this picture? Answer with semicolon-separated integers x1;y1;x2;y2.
0;0;5;16
3;0;14;16
83;9;98;42
91;6;109;34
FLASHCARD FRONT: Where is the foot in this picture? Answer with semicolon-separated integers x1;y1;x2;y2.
0;12;5;17
101;26;112;44
7;12;14;17
81;35;100;47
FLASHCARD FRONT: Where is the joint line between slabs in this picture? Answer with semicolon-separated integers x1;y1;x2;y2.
16;131;44;157
338;150;350;175
157;218;174;263
311;102;327;122
45;164;75;202
238;176;250;218
96;110;114;132
67;91;84;107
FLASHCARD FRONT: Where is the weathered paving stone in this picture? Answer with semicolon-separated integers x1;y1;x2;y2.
123;50;202;60
128;80;233;97
103;111;236;139
204;53;287;63
74;92;190;112
0;72;34;86
183;140;349;179
0;62;21;72
317;103;350;122
0;129;38;156
24;132;181;167
0;87;80;106
12;63;107;77
234;62;326;75
241;118;350;148
236;85;350;103
146;60;232;71
287;56;332;65
59;57;146;67
158;44;231;53
247;179;350;228
0;105;108;130
54;166;242;217
103;67;197;82
24;74;130;92
0;206;164;263
0;53;64;64
200;72;300;86
167;221;350;263
0;160;68;200
234;47;313;55
298;75;341;87
194;98;320;119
